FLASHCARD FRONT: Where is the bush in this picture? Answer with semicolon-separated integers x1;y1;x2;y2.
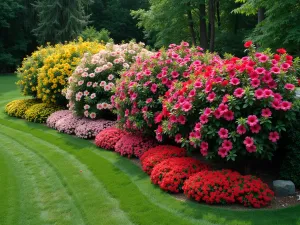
183;170;274;208
5;99;41;118
17;45;55;97
115;134;158;158
150;157;210;193
24;103;62;123
65;41;152;119
113;42;217;137
95;127;127;150
160;43;298;161
37;39;104;106
55;113;85;134
74;119;116;139
46;110;73;128
79;27;113;43
140;145;187;175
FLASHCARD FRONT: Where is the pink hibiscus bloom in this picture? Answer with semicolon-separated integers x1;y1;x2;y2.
218;128;229;139
247;115;259;126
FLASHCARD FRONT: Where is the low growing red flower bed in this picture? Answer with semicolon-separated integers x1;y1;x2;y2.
95;127;127;150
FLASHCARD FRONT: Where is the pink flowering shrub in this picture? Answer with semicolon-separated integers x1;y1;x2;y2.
55;113;85;134
114;134;158;158
95;127;127;150
75;119;116;139
46;110;73;128
113;42;218;137
159;43;298;161
65;42;152;119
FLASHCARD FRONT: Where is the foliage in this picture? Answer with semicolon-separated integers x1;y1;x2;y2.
79;27;112;43
159;43;298;161
24;103;62;123
150;157;210;193
115;134;158;158
37;40;104;106
17;45;55;97
140;145;187;175
113;42;216;136
46;110;73;128
74;119;116;139
183;169;274;208
66;41;151;119
33;0;92;44
95;127;127;150
5;99;41;118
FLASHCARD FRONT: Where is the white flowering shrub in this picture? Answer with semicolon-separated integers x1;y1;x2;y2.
65;41;152;119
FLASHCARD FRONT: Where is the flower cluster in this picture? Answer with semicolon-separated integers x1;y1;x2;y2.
74;119;116;139
113;42;217;137
150;157;210;193
55;113;85;134
140;145;187;175
66;41;152;119
114;134;158;158
95;127;127;150
24;103;62;123
46;110;73;128
5;99;41;118
37;39;104;106
17;45;55;97
183;169;274;208
159;44;298;160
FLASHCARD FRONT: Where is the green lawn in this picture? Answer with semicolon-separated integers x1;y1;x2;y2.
0;74;299;225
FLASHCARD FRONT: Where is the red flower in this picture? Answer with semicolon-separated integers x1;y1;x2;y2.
277;48;287;54
244;41;253;48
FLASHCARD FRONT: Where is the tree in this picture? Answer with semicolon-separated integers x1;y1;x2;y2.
33;0;92;44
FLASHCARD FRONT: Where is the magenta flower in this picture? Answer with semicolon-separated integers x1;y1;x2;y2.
218;128;229;139
237;125;246;135
261;108;272;118
243;136;254;147
284;83;295;91
230;78;240;86
247;115;259;127
206;92;216;102
281;101;292;111
234;88;245;98
269;132;279;142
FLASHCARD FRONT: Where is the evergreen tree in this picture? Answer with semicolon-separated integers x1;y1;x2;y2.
33;0;92;44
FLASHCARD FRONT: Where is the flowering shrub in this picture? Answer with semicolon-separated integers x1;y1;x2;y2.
140;145;187;175
114;134;158;158
150;157;210;193
183;169;274;208
46;110;73;128
5;99;41;118
24;103;62;123
95;127;127;150
160;43;298;160
17;45;55;97
113;42;217;137
55;113;85;134
66;41;152;119
74;119;116;139
37;39;104;106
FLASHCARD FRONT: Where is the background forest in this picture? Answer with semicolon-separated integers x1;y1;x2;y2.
1;0;300;73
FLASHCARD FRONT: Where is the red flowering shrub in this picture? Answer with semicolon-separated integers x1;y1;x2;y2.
183;170;274;208
113;42;218;137
114;134;158;158
95;127;127;150
160;43;298;161
150;157;210;193
140;145;187;175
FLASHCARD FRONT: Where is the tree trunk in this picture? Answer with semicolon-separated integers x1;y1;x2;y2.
258;8;265;23
187;3;197;46
199;3;208;50
208;0;215;52
216;0;221;28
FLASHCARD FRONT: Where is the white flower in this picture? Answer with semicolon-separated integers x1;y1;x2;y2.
89;73;95;78
108;74;114;80
84;104;90;110
90;112;96;119
78;80;84;86
84;90;90;96
123;63;129;69
104;85;111;91
90;93;96;99
92;82;98;87
84;110;89;117
97;103;103;110
100;81;106;87
87;82;92;87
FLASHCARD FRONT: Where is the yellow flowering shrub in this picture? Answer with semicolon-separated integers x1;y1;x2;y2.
24;103;63;123
5;99;41;118
17;45;55;97
37;39;104;106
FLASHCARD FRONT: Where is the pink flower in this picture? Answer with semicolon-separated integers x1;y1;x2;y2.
284;83;295;91
281;63;290;70
259;55;269;63
194;123;202;131
246;145;257;153
207;92;216;102
234;88;245;98
223;110;234;121
218;128;229;139
200;114;208;124
218;147;229;158
146;98;153;104
182;101;192;112
222;140;233;151
175;134;182;143
243;136;254;147
237;125;246;135
255;89;265;99
247;115;259;127
178;115;186;125
214;109;222;119
200;142;209;156
271;99;281;110
189;89;196;97
151;83;158;93
255;67;265;74
270;66;280;74
262;108;272;118
84;104;90;110
273;93;282;101
250;124;261;134
264;89;273;98
218;103;228;114
281;101;292;111
269;131;280;142
251;79;260;88
204;108;212;116
90;112;96;119
230;78;240;86
171;71;179;79
194;81;203;89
